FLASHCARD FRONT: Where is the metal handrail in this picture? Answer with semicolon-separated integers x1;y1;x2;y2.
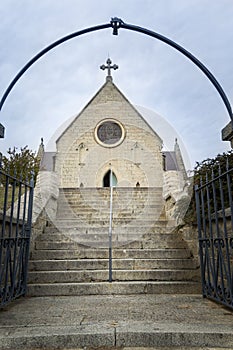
108;167;113;282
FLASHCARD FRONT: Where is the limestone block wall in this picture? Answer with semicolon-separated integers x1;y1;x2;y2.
56;126;163;188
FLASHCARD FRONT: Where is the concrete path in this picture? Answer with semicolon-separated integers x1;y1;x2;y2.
0;294;233;349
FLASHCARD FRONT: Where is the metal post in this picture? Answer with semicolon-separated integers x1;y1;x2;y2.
109;167;113;282
195;184;206;296
24;171;34;295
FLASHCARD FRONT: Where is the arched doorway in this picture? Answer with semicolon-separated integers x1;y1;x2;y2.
103;170;117;187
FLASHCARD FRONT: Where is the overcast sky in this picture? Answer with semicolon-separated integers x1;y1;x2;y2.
0;0;233;170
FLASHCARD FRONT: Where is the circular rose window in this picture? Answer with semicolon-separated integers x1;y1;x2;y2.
95;119;125;147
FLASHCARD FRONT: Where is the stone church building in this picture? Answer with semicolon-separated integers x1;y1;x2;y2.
39;58;187;202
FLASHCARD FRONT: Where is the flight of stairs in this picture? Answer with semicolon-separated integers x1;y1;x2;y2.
28;187;201;296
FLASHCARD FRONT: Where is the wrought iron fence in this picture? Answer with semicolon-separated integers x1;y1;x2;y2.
195;158;233;309
0;166;34;307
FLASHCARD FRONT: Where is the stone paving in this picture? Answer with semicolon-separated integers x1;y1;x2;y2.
0;294;233;349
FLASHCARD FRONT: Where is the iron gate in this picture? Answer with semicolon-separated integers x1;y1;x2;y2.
195;157;233;309
0;165;34;307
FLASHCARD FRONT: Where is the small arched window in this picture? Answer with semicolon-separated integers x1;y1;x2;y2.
103;170;117;187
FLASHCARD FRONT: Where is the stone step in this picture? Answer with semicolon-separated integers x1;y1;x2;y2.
43;225;175;235
53;219;168;227
34;240;139;250
57;205;163;211
56;209;164;218
58;200;161;205
30;248;192;260
57;203;163;212
27;281;201;296
54;218;172;224
2;293;232;350
51;221;174;230
54;220;167;227
29;258;198;271
59;188;163;195
61;187;163;190
28;269;199;284
58;195;163;201
56;207;165;217
36;232;185;242
65;198;163;202
41;229;174;238
46;222;174;231
60;187;163;194
58;197;163;202
59;198;164;204
35;239;187;250
58;200;163;208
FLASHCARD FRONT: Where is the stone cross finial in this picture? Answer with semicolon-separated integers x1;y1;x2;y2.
100;58;118;81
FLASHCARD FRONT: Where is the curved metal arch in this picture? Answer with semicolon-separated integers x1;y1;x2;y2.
0;22;111;111
119;20;233;121
0;17;232;122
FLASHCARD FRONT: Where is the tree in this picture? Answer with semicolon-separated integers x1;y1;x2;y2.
0;146;40;185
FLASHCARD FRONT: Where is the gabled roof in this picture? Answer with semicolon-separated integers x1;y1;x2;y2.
56;79;162;144
163;151;179;171
40;152;56;171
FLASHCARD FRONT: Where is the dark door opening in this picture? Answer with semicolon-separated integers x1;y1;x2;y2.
103;170;117;187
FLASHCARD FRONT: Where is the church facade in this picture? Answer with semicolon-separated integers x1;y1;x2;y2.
55;78;164;189
40;59;187;201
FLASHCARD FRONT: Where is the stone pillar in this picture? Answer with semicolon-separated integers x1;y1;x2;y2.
37;138;45;168
174;138;187;180
222;121;233;148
